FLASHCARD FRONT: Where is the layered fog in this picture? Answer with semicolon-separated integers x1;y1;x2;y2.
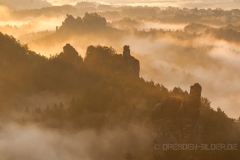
0;1;240;159
47;0;240;9
1;5;238;118
0;123;152;160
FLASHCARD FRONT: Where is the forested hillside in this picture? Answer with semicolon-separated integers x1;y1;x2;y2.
0;32;239;159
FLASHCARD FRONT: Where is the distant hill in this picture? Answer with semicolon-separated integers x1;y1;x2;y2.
12;5;78;18
184;23;210;34
0;2;16;10
28;13;123;53
0;0;52;9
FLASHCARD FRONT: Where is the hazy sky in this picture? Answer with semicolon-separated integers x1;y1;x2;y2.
46;0;237;5
46;0;240;9
0;0;238;8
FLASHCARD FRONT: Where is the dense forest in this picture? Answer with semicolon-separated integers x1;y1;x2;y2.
0;32;239;159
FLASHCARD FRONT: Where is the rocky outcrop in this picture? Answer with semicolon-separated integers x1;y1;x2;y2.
122;45;140;77
56;44;83;66
84;45;140;78
152;83;203;143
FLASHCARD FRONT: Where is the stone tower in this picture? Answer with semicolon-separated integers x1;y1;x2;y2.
122;45;140;77
123;45;130;58
188;83;202;109
190;83;202;98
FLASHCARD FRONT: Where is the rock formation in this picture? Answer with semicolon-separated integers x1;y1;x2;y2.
152;83;203;143
84;45;140;78
122;45;140;77
55;44;83;67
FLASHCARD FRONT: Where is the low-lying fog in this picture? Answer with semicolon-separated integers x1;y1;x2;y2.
0;3;239;119
27;29;240;119
137;22;186;31
0;2;240;160
125;36;240;119
0;122;152;160
47;0;240;9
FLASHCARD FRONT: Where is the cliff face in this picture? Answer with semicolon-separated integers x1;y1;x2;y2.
152;83;203;143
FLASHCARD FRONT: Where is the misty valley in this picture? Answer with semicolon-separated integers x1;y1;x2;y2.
0;1;240;160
